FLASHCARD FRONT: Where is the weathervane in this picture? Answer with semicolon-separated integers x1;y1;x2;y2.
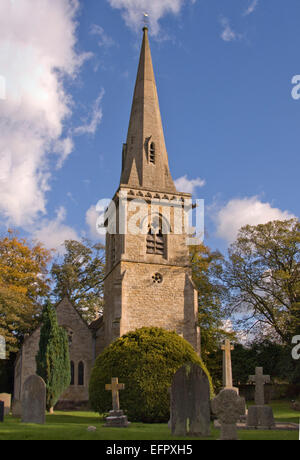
143;12;149;28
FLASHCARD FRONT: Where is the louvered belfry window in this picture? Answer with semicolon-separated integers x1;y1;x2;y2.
147;227;164;255
149;142;156;164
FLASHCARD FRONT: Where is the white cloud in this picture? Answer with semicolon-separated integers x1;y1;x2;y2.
107;0;193;35
74;89;104;136
215;196;296;243
86;204;105;241
90;25;115;48
175;175;206;194
220;17;237;42
244;0;259;16
0;0;88;227
33;207;78;254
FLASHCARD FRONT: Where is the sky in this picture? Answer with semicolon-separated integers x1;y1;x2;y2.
0;0;299;256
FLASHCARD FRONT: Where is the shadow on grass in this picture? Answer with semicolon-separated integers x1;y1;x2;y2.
0;402;298;441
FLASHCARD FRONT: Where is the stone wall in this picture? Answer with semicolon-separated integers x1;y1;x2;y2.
102;190;200;354
14;298;94;408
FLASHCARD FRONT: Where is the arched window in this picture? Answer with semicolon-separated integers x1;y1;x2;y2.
70;361;75;386
78;361;84;386
149;142;156;164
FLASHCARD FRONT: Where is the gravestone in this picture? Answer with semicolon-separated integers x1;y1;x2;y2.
171;363;211;437
0;401;4;423
249;367;270;405
21;375;46;425
247;367;275;429
211;389;245;440
247;405;275;429
12;399;22;418
0;394;11;416
221;339;239;393
104;377;130;427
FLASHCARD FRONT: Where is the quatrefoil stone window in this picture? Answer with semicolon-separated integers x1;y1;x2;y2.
152;273;163;284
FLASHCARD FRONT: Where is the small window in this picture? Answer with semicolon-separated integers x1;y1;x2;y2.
152;273;163;284
70;361;75;386
149;142;156;164
78;362;84;386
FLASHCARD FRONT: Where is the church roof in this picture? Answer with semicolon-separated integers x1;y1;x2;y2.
120;27;176;193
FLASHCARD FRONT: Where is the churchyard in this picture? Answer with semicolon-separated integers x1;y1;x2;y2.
0;401;297;441
0;338;299;441
0;4;299;443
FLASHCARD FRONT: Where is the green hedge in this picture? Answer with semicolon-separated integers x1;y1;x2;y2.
89;327;213;422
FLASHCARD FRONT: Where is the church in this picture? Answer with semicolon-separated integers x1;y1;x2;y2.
14;27;200;410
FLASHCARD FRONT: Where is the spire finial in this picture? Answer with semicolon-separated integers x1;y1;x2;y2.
143;12;149;31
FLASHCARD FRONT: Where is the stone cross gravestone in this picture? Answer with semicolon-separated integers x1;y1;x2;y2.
221;339;239;393
221;339;234;388
247;367;275;429
104;377;130;427
21;375;46;425
249;367;270;405
171;363;211;437
211;389;245;440
105;377;124;411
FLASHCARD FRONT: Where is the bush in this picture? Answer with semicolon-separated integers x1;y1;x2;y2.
89;327;213;422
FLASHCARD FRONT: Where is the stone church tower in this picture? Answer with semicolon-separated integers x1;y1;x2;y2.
101;27;200;354
13;28;201;411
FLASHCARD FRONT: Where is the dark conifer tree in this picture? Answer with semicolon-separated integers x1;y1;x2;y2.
36;300;71;412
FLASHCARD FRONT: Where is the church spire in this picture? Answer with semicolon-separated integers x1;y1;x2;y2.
120;27;176;193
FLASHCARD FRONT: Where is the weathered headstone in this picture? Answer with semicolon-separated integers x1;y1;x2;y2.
0;401;4;423
0;393;11;416
247;405;275;429
12;399;22;418
247;367;275;429
221;339;239;393
211;389;245;440
249;367;270;405
21;375;46;425
171;363;211;437
104;377;130;427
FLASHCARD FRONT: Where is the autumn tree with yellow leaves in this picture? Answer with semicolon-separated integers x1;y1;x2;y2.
0;231;51;354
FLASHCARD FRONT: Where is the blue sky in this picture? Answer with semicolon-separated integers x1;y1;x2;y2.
0;0;299;255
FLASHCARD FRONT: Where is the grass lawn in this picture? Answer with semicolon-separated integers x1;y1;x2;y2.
0;401;298;441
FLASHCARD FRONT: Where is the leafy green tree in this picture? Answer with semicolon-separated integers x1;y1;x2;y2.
231;340;299;386
36;301;70;412
0;230;51;353
220;219;300;345
51;239;105;323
